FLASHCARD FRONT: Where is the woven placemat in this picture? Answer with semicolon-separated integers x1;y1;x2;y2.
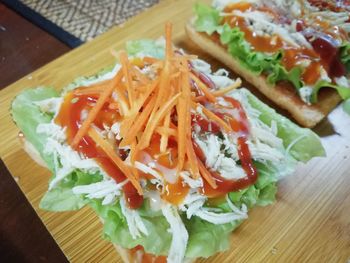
3;0;159;47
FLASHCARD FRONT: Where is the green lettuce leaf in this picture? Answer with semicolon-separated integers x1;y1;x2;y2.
241;89;325;161
90;199;173;255
220;24;304;88
340;42;350;73
266;64;303;89
40;170;102;211
194;4;350;103
126;39;165;59
184;216;241;258
11;87;59;171
194;3;222;35
11;40;325;259
311;80;350;103
220;24;274;74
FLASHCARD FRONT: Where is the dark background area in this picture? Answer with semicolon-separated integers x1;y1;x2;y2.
0;3;69;262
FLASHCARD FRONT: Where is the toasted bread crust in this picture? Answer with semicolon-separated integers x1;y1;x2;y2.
186;20;341;127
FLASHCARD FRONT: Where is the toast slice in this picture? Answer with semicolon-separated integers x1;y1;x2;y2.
186;19;342;128
20;136;196;263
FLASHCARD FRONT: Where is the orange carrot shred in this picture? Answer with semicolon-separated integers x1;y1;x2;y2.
138;92;181;150
194;103;232;133
190;73;216;103
143;56;160;64
87;127;143;195
71;70;123;148
70;23;244;197
129;79;159;117
155;127;177;138
119;51;135;107
177;65;191;172
186;142;200;178
197;158;217;189
165;22;173;61
176;97;186;172
212;78;242;96
120;96;156;147
131;66;150;85
108;102;119;110
160;110;171;153
113;83;130;115
130;140;138;165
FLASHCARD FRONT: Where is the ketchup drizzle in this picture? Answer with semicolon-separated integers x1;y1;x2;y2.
56;92;143;209
192;97;258;197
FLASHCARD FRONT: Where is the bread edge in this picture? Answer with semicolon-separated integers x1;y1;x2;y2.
185;19;342;128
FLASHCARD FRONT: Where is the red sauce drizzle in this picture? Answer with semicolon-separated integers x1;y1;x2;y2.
55;92;143;209
129;245;167;263
141;136;189;205
193;97;258;198
221;2;348;85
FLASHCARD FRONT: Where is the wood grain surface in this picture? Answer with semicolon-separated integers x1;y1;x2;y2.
0;0;349;262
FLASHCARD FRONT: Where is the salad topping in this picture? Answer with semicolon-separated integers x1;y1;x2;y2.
196;0;350;104
55;23;245;209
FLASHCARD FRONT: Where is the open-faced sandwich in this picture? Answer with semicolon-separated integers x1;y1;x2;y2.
11;24;325;262
186;0;350;127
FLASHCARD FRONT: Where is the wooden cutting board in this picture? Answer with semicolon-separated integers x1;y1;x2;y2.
1;0;350;262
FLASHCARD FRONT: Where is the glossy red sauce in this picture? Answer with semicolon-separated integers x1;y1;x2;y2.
191;113;221;134
129;245;167;263
221;2;348;85
141;136;189;205
282;48;321;85
223;4;284;53
193;97;258;198
55;92;143;209
308;0;350;12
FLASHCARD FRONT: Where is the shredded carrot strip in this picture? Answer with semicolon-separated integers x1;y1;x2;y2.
74;88;102;96
130;140;138;165
70;23;243;196
113;84;130;115
160;80;174;153
152;63;170;117
160;110;171;153
186;142;200;178
195;103;232;133
143;56;159;64
71;70;123;148
176;97;186;172
155;127;177;138
212;79;242;96
120;96;156;147
119;51;135;107
119;79;158;137
108;102;119;110
190;73;216;103
193;95;207;103
197;158;217;189
87;127;143;195
165;22;173;61
120;117;137;137
139;92;181;150
73;78;114;96
130;79;159;117
177;64;191;172
131;66;150;85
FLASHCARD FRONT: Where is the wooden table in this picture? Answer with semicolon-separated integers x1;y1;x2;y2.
1;1;350;262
